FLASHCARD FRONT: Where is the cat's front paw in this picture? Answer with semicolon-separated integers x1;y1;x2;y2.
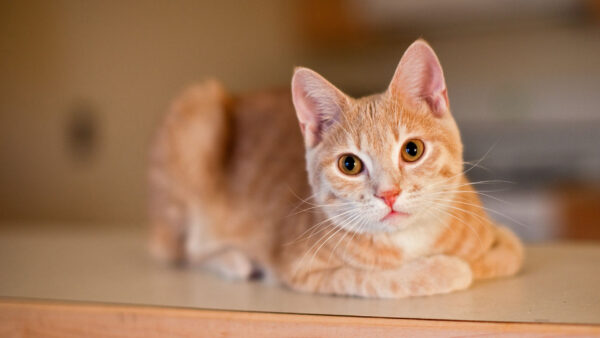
204;249;255;280
391;255;473;297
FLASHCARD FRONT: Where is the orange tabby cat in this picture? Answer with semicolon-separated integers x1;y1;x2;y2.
148;40;523;298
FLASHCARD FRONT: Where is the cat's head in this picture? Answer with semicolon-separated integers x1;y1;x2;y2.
291;40;463;233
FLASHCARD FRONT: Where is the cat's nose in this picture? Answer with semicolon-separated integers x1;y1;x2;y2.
375;189;400;207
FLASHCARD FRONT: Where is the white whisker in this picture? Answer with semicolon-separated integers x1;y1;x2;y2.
426;197;529;229
426;203;484;247
283;207;357;246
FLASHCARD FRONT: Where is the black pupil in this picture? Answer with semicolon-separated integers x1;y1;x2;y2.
344;156;356;171
405;142;418;157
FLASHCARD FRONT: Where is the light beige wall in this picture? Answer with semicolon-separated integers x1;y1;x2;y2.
1;1;599;227
0;1;301;224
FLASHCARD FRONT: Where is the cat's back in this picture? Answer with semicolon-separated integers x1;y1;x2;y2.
151;82;307;204
149;82;311;264
216;87;314;263
226;88;309;215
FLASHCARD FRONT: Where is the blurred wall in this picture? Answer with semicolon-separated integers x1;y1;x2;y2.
1;1;599;232
0;0;300;224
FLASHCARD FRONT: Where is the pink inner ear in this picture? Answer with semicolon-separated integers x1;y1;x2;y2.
390;40;449;117
292;79;319;131
291;72;325;147
291;68;346;148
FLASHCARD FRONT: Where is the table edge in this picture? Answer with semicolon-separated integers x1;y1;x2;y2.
0;299;598;337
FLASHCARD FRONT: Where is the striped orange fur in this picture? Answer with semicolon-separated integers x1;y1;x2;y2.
148;40;523;298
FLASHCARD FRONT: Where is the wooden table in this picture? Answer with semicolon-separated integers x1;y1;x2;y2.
0;225;599;337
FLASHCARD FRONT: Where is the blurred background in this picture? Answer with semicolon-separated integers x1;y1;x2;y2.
1;0;599;242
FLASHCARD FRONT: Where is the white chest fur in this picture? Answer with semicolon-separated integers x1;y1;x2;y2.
387;221;445;260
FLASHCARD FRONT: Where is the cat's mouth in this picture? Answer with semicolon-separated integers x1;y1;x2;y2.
381;209;410;222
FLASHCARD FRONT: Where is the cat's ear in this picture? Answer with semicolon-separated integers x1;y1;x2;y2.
388;39;449;117
291;67;349;148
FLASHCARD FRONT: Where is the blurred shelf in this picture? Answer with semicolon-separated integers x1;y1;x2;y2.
0;224;599;336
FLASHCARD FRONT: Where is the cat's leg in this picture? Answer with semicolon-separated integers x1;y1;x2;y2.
470;225;524;279
149;80;229;263
148;189;224;265
181;205;257;280
284;255;472;298
150;200;256;281
150;219;186;264
202;248;256;280
148;183;188;264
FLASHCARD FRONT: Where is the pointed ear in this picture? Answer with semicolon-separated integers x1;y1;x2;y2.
291;67;349;148
388;40;449;117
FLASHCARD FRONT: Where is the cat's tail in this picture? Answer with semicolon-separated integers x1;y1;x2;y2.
148;79;231;263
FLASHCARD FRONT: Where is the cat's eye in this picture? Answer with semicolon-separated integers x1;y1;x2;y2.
401;139;425;162
338;154;363;175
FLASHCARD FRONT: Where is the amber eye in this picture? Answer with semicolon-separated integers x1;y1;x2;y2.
338;154;363;175
401;139;425;162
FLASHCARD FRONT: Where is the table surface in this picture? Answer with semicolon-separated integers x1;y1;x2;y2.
0;225;599;325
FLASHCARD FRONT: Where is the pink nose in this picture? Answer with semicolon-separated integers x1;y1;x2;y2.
376;189;400;207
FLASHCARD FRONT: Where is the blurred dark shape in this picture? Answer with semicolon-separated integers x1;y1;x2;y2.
65;101;99;165
556;182;600;240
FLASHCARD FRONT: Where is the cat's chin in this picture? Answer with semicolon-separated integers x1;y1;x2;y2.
380;210;410;222
351;219;414;234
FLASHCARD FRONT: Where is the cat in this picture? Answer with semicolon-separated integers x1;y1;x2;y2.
148;39;524;298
